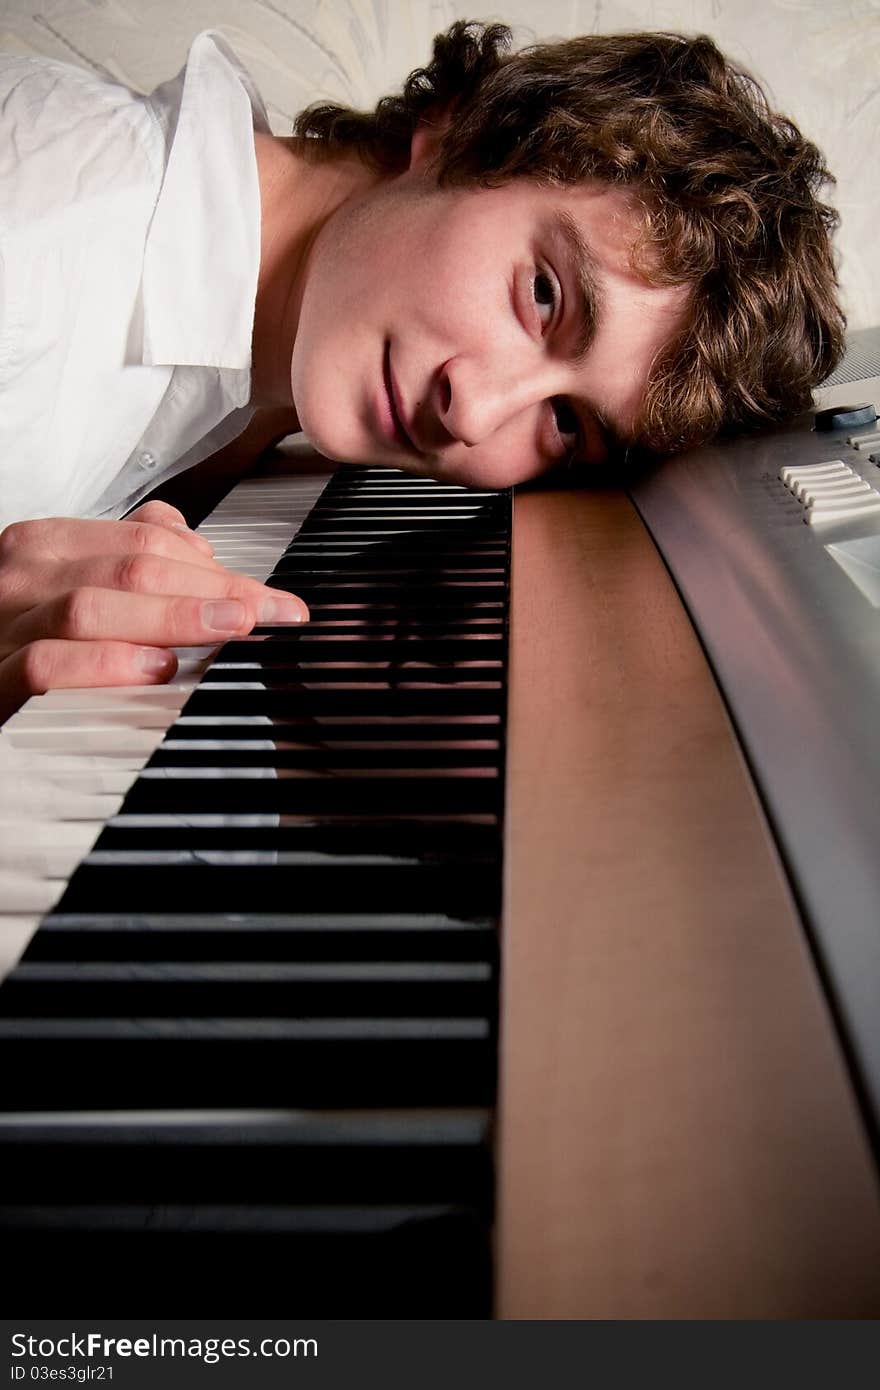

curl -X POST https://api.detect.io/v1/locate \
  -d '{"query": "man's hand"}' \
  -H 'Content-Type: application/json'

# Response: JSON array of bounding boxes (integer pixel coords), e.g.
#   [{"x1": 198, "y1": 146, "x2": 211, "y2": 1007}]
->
[{"x1": 0, "y1": 500, "x2": 308, "y2": 724}]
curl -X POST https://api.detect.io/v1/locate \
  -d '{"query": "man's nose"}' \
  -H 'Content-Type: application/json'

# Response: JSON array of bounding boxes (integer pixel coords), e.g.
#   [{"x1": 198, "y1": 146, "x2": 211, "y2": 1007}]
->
[{"x1": 436, "y1": 353, "x2": 561, "y2": 448}]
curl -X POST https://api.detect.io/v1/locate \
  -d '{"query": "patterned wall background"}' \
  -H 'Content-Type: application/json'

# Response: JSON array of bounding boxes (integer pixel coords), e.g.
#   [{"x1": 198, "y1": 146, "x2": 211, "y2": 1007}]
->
[{"x1": 1, "y1": 0, "x2": 878, "y2": 328}]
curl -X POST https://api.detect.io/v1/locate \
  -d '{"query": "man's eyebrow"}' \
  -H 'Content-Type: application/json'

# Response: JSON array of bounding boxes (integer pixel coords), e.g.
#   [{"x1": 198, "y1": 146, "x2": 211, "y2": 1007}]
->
[{"x1": 552, "y1": 209, "x2": 603, "y2": 363}]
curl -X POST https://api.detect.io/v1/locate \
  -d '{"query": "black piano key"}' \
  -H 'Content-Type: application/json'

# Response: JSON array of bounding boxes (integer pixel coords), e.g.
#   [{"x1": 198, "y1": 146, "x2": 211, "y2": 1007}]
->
[
  {"x1": 122, "y1": 765, "x2": 498, "y2": 809},
  {"x1": 24, "y1": 913, "x2": 497, "y2": 963},
  {"x1": 0, "y1": 1016, "x2": 496, "y2": 1109},
  {"x1": 0, "y1": 1109, "x2": 493, "y2": 1207},
  {"x1": 166, "y1": 722, "x2": 500, "y2": 745},
  {"x1": 273, "y1": 562, "x2": 507, "y2": 578},
  {"x1": 0, "y1": 1214, "x2": 491, "y2": 1316},
  {"x1": 95, "y1": 817, "x2": 501, "y2": 852},
  {"x1": 265, "y1": 584, "x2": 506, "y2": 607},
  {"x1": 216, "y1": 636, "x2": 507, "y2": 660},
  {"x1": 197, "y1": 667, "x2": 503, "y2": 688},
  {"x1": 273, "y1": 556, "x2": 507, "y2": 574},
  {"x1": 255, "y1": 615, "x2": 506, "y2": 634},
  {"x1": 0, "y1": 959, "x2": 494, "y2": 1019},
  {"x1": 147, "y1": 747, "x2": 496, "y2": 770},
  {"x1": 298, "y1": 510, "x2": 498, "y2": 524},
  {"x1": 181, "y1": 688, "x2": 503, "y2": 716},
  {"x1": 52, "y1": 857, "x2": 500, "y2": 915}
]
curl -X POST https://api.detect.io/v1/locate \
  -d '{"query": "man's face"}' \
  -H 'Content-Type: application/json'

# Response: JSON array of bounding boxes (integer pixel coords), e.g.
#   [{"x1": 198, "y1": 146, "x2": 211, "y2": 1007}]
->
[{"x1": 290, "y1": 154, "x2": 689, "y2": 489}]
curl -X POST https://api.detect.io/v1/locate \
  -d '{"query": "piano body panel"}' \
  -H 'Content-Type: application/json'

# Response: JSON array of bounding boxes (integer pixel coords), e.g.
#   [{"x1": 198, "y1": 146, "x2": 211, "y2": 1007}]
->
[{"x1": 497, "y1": 487, "x2": 880, "y2": 1318}]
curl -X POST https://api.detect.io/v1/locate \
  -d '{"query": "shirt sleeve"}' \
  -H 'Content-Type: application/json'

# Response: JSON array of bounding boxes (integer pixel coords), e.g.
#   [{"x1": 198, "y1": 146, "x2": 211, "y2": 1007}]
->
[{"x1": 0, "y1": 53, "x2": 165, "y2": 524}]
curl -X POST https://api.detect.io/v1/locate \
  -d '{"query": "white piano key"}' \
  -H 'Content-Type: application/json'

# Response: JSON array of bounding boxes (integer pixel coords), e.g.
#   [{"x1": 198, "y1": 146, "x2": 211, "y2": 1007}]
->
[
  {"x1": 780, "y1": 461, "x2": 847, "y2": 486},
  {"x1": 21, "y1": 685, "x2": 197, "y2": 709},
  {"x1": 163, "y1": 739, "x2": 277, "y2": 751},
  {"x1": 0, "y1": 841, "x2": 97, "y2": 879},
  {"x1": 174, "y1": 646, "x2": 220, "y2": 662},
  {"x1": 0, "y1": 814, "x2": 102, "y2": 873},
  {"x1": 4, "y1": 704, "x2": 184, "y2": 730},
  {"x1": 805, "y1": 496, "x2": 880, "y2": 526},
  {"x1": 0, "y1": 870, "x2": 67, "y2": 914},
  {"x1": 0, "y1": 915, "x2": 44, "y2": 980},
  {"x1": 14, "y1": 768, "x2": 136, "y2": 795},
  {"x1": 111, "y1": 812, "x2": 281, "y2": 828},
  {"x1": 0, "y1": 821, "x2": 100, "y2": 854},
  {"x1": 0, "y1": 778, "x2": 127, "y2": 813},
  {"x1": 799, "y1": 480, "x2": 872, "y2": 506},
  {"x1": 174, "y1": 657, "x2": 220, "y2": 679},
  {"x1": 3, "y1": 725, "x2": 165, "y2": 756},
  {"x1": 213, "y1": 517, "x2": 317, "y2": 526},
  {"x1": 7, "y1": 748, "x2": 144, "y2": 775},
  {"x1": 0, "y1": 782, "x2": 120, "y2": 820}
]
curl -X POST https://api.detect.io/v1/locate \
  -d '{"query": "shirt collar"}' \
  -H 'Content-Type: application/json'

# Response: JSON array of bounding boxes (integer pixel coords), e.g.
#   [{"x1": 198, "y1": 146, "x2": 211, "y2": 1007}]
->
[{"x1": 140, "y1": 31, "x2": 270, "y2": 377}]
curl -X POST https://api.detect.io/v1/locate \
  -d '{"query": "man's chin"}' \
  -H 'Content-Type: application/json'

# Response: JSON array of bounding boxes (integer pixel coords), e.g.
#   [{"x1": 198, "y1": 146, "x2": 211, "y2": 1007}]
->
[{"x1": 297, "y1": 415, "x2": 437, "y2": 476}]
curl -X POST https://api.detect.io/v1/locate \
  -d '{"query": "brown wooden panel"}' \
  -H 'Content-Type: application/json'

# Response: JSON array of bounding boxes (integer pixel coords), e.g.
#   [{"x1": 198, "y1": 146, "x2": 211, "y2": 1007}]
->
[{"x1": 496, "y1": 486, "x2": 880, "y2": 1318}]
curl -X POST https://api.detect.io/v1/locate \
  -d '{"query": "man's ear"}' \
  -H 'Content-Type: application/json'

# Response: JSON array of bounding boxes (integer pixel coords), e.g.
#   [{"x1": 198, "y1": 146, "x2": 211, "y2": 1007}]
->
[{"x1": 408, "y1": 106, "x2": 454, "y2": 172}]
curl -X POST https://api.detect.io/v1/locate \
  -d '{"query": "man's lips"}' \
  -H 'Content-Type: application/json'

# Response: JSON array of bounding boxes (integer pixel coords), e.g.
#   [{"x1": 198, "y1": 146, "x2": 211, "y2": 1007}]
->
[{"x1": 383, "y1": 343, "x2": 421, "y2": 454}]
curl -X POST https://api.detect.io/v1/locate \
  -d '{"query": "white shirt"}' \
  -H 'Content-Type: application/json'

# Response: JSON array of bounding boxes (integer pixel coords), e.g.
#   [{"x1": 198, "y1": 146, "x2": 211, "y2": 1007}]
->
[{"x1": 0, "y1": 31, "x2": 270, "y2": 528}]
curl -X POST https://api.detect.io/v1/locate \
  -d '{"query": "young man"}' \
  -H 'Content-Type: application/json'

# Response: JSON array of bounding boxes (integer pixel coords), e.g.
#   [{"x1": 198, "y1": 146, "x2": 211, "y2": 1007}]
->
[{"x1": 0, "y1": 21, "x2": 844, "y2": 722}]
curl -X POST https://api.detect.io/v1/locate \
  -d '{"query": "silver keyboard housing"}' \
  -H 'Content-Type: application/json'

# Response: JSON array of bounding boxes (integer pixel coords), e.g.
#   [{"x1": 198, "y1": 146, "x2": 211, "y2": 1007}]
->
[{"x1": 629, "y1": 357, "x2": 880, "y2": 1135}]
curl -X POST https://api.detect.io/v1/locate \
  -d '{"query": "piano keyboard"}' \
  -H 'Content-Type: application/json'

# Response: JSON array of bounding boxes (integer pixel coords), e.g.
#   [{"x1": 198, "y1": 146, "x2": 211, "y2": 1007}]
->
[{"x1": 0, "y1": 462, "x2": 510, "y2": 1315}]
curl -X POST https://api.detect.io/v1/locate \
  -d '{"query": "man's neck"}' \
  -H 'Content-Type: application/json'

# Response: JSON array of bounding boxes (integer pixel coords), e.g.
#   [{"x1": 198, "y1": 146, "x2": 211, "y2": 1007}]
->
[{"x1": 250, "y1": 133, "x2": 384, "y2": 412}]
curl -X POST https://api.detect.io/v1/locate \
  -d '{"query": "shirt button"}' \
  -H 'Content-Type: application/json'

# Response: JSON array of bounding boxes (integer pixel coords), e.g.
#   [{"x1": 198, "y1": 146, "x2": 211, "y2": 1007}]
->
[{"x1": 138, "y1": 450, "x2": 158, "y2": 471}]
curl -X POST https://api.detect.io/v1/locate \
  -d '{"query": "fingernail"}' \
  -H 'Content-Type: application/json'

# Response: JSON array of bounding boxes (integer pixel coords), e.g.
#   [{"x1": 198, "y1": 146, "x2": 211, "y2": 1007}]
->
[
  {"x1": 137, "y1": 647, "x2": 175, "y2": 677},
  {"x1": 202, "y1": 599, "x2": 247, "y2": 632},
  {"x1": 258, "y1": 596, "x2": 308, "y2": 624}
]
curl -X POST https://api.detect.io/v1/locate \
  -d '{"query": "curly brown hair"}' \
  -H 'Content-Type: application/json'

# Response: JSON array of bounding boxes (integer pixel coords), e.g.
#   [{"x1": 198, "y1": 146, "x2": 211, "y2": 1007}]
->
[{"x1": 294, "y1": 21, "x2": 845, "y2": 454}]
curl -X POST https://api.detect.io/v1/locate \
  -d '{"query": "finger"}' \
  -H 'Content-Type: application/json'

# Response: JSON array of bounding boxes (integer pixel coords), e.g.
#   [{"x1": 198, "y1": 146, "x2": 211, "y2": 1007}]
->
[
  {"x1": 0, "y1": 516, "x2": 222, "y2": 574},
  {"x1": 0, "y1": 640, "x2": 177, "y2": 725},
  {"x1": 7, "y1": 585, "x2": 307, "y2": 651},
  {"x1": 32, "y1": 554, "x2": 309, "y2": 619},
  {"x1": 127, "y1": 500, "x2": 214, "y2": 557},
  {"x1": 126, "y1": 500, "x2": 188, "y2": 528}
]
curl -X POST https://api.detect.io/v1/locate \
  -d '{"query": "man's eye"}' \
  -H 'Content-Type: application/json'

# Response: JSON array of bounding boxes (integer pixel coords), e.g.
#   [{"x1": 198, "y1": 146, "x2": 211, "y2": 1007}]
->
[
  {"x1": 533, "y1": 271, "x2": 557, "y2": 325},
  {"x1": 552, "y1": 398, "x2": 580, "y2": 446}
]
